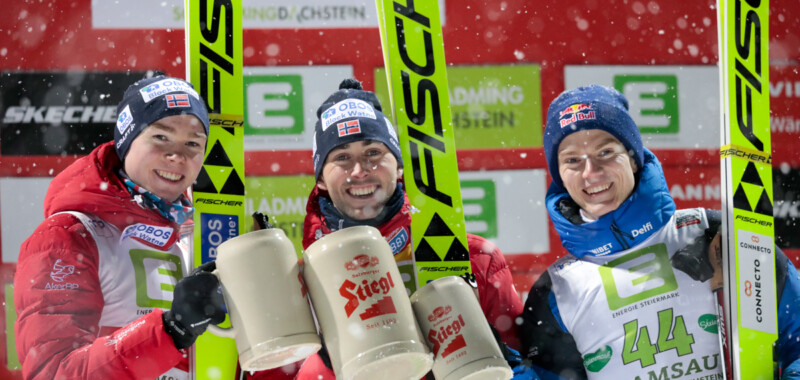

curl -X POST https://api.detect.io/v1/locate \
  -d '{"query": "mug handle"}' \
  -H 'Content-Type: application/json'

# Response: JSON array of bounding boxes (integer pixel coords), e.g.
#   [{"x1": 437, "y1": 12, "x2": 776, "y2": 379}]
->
[{"x1": 205, "y1": 270, "x2": 237, "y2": 339}]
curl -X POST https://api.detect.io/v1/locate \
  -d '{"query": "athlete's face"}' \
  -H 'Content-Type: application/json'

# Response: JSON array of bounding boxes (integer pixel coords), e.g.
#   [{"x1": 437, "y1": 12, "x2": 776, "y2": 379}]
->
[
  {"x1": 557, "y1": 129, "x2": 638, "y2": 220},
  {"x1": 124, "y1": 114, "x2": 207, "y2": 202},
  {"x1": 317, "y1": 140, "x2": 403, "y2": 220}
]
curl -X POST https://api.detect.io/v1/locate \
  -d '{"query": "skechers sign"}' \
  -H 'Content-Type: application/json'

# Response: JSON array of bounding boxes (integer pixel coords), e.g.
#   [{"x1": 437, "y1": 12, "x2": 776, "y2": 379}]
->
[
  {"x1": 0, "y1": 71, "x2": 144, "y2": 155},
  {"x1": 565, "y1": 66, "x2": 719, "y2": 149}
]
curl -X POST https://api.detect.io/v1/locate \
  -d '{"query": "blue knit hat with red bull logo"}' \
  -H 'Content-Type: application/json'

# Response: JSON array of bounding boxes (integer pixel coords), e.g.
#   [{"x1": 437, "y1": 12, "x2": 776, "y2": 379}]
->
[
  {"x1": 312, "y1": 78, "x2": 402, "y2": 180},
  {"x1": 114, "y1": 75, "x2": 210, "y2": 161},
  {"x1": 543, "y1": 84, "x2": 644, "y2": 190}
]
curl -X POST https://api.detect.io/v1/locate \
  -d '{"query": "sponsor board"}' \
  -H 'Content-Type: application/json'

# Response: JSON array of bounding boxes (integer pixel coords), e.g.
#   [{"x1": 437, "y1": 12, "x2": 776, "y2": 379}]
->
[
  {"x1": 0, "y1": 177, "x2": 50, "y2": 263},
  {"x1": 91, "y1": 0, "x2": 445, "y2": 29},
  {"x1": 564, "y1": 66, "x2": 720, "y2": 148},
  {"x1": 242, "y1": 65, "x2": 353, "y2": 151},
  {"x1": 375, "y1": 64, "x2": 543, "y2": 149},
  {"x1": 0, "y1": 71, "x2": 144, "y2": 155},
  {"x1": 243, "y1": 170, "x2": 548, "y2": 258},
  {"x1": 459, "y1": 169, "x2": 549, "y2": 254},
  {"x1": 243, "y1": 175, "x2": 316, "y2": 257},
  {"x1": 769, "y1": 65, "x2": 800, "y2": 142},
  {"x1": 663, "y1": 166, "x2": 722, "y2": 210},
  {"x1": 774, "y1": 168, "x2": 800, "y2": 249}
]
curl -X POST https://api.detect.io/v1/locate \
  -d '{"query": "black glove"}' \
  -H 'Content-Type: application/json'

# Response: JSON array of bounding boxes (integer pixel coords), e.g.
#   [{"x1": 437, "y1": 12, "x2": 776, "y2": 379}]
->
[
  {"x1": 163, "y1": 261, "x2": 226, "y2": 349},
  {"x1": 671, "y1": 230, "x2": 716, "y2": 282},
  {"x1": 252, "y1": 211, "x2": 274, "y2": 230}
]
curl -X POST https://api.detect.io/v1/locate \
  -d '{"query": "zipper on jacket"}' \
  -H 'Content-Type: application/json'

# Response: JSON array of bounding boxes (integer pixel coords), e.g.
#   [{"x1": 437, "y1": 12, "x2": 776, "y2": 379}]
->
[{"x1": 610, "y1": 221, "x2": 634, "y2": 250}]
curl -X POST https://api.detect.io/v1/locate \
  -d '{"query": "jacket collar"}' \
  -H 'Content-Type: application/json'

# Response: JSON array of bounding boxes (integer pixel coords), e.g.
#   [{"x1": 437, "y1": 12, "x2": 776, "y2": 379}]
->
[{"x1": 546, "y1": 148, "x2": 676, "y2": 258}]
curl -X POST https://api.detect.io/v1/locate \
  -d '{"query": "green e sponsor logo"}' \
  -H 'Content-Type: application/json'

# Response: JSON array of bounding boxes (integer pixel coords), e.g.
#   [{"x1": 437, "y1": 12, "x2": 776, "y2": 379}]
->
[
  {"x1": 599, "y1": 243, "x2": 678, "y2": 310},
  {"x1": 130, "y1": 249, "x2": 184, "y2": 309},
  {"x1": 244, "y1": 74, "x2": 304, "y2": 135},
  {"x1": 460, "y1": 179, "x2": 498, "y2": 239},
  {"x1": 614, "y1": 75, "x2": 679, "y2": 135}
]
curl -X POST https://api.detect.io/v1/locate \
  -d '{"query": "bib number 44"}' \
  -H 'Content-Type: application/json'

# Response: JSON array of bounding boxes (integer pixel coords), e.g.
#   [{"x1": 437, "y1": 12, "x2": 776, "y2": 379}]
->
[{"x1": 622, "y1": 308, "x2": 695, "y2": 367}]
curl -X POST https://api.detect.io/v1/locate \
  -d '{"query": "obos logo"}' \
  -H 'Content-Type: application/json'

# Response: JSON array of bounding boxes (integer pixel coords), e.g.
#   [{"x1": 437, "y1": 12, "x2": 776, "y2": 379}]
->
[
  {"x1": 138, "y1": 78, "x2": 199, "y2": 103},
  {"x1": 200, "y1": 213, "x2": 239, "y2": 263},
  {"x1": 321, "y1": 99, "x2": 376, "y2": 130},
  {"x1": 116, "y1": 105, "x2": 133, "y2": 135},
  {"x1": 121, "y1": 223, "x2": 173, "y2": 248}
]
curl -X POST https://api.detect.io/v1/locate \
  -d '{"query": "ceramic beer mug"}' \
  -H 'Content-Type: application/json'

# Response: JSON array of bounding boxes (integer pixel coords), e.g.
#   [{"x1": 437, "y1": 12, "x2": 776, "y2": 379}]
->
[
  {"x1": 410, "y1": 276, "x2": 512, "y2": 380},
  {"x1": 303, "y1": 225, "x2": 433, "y2": 380},
  {"x1": 207, "y1": 228, "x2": 321, "y2": 371}
]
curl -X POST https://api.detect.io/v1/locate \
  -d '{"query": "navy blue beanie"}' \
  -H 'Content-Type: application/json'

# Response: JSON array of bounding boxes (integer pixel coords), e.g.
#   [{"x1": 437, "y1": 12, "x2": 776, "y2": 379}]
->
[
  {"x1": 543, "y1": 84, "x2": 644, "y2": 190},
  {"x1": 312, "y1": 79, "x2": 402, "y2": 180},
  {"x1": 114, "y1": 75, "x2": 210, "y2": 161}
]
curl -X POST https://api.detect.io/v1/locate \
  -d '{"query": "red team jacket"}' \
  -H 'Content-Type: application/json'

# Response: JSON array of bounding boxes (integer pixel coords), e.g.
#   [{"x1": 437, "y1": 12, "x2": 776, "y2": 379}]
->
[
  {"x1": 295, "y1": 186, "x2": 524, "y2": 379},
  {"x1": 14, "y1": 142, "x2": 187, "y2": 379}
]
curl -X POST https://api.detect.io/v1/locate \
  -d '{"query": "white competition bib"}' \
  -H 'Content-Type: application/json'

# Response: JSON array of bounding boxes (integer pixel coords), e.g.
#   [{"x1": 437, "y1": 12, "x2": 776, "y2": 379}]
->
[{"x1": 548, "y1": 209, "x2": 723, "y2": 379}]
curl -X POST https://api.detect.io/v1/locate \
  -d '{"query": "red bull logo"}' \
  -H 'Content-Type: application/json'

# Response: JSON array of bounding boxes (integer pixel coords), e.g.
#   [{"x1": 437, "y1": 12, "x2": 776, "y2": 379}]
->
[
  {"x1": 339, "y1": 271, "x2": 397, "y2": 319},
  {"x1": 559, "y1": 103, "x2": 592, "y2": 117},
  {"x1": 559, "y1": 110, "x2": 596, "y2": 128}
]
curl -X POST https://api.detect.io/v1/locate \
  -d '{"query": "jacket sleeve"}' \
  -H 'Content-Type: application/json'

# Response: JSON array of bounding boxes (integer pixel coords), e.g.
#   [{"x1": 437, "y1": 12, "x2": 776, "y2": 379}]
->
[
  {"x1": 467, "y1": 235, "x2": 524, "y2": 351},
  {"x1": 295, "y1": 353, "x2": 336, "y2": 380},
  {"x1": 519, "y1": 271, "x2": 587, "y2": 380},
  {"x1": 776, "y1": 248, "x2": 800, "y2": 376},
  {"x1": 14, "y1": 213, "x2": 183, "y2": 380}
]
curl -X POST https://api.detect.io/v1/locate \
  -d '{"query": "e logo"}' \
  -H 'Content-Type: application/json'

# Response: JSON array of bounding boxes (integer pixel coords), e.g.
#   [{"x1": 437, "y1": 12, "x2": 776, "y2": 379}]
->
[{"x1": 130, "y1": 249, "x2": 184, "y2": 309}]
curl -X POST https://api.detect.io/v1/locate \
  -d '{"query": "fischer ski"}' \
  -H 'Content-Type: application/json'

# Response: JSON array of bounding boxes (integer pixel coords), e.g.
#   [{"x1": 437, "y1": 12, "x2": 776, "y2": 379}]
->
[
  {"x1": 185, "y1": 0, "x2": 245, "y2": 378},
  {"x1": 716, "y1": 0, "x2": 777, "y2": 378},
  {"x1": 375, "y1": 0, "x2": 472, "y2": 292}
]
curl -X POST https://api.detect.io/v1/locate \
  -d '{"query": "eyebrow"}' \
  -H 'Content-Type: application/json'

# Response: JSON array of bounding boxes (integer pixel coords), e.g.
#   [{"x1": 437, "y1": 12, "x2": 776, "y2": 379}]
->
[
  {"x1": 148, "y1": 123, "x2": 207, "y2": 138},
  {"x1": 329, "y1": 140, "x2": 379, "y2": 153},
  {"x1": 558, "y1": 136, "x2": 621, "y2": 156}
]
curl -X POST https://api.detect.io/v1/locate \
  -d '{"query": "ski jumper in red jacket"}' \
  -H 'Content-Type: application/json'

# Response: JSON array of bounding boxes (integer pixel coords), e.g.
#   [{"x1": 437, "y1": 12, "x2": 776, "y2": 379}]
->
[
  {"x1": 14, "y1": 142, "x2": 191, "y2": 380},
  {"x1": 295, "y1": 185, "x2": 524, "y2": 379}
]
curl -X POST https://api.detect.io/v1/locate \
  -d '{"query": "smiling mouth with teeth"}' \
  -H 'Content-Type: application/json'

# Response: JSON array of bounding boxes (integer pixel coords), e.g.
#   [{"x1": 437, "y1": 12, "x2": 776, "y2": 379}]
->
[
  {"x1": 156, "y1": 169, "x2": 183, "y2": 182},
  {"x1": 585, "y1": 183, "x2": 612, "y2": 195},
  {"x1": 349, "y1": 185, "x2": 377, "y2": 197}
]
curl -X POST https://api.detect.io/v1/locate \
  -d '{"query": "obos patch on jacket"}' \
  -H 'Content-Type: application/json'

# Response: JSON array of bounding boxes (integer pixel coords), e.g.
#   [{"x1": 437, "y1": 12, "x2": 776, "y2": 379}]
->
[{"x1": 121, "y1": 223, "x2": 173, "y2": 247}]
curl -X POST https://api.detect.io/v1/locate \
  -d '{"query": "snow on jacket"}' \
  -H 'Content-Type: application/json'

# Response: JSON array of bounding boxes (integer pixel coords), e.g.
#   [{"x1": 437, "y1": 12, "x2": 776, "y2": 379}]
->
[
  {"x1": 295, "y1": 185, "x2": 523, "y2": 379},
  {"x1": 14, "y1": 141, "x2": 188, "y2": 380}
]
